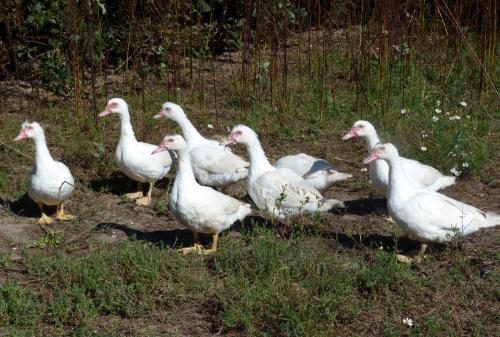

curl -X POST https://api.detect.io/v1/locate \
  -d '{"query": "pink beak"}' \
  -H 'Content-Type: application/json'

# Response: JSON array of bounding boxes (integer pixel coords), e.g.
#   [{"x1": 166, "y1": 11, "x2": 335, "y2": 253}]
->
[
  {"x1": 363, "y1": 149, "x2": 379, "y2": 164},
  {"x1": 221, "y1": 133, "x2": 236, "y2": 146},
  {"x1": 151, "y1": 141, "x2": 167, "y2": 155},
  {"x1": 98, "y1": 106, "x2": 112, "y2": 118},
  {"x1": 14, "y1": 129, "x2": 28, "y2": 141},
  {"x1": 152, "y1": 109, "x2": 166, "y2": 119},
  {"x1": 342, "y1": 128, "x2": 357, "y2": 140}
]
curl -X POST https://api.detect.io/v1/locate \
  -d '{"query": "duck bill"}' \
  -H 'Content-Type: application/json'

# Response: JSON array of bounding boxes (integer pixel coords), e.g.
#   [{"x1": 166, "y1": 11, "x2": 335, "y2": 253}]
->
[
  {"x1": 153, "y1": 109, "x2": 166, "y2": 119},
  {"x1": 363, "y1": 151, "x2": 379, "y2": 164},
  {"x1": 342, "y1": 128, "x2": 357, "y2": 140},
  {"x1": 221, "y1": 135, "x2": 236, "y2": 146},
  {"x1": 14, "y1": 129, "x2": 28, "y2": 141},
  {"x1": 151, "y1": 142, "x2": 167, "y2": 155},
  {"x1": 98, "y1": 106, "x2": 112, "y2": 117}
]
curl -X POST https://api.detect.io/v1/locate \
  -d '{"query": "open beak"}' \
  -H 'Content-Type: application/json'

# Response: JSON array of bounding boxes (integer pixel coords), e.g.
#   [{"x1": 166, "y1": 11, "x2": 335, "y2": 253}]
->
[
  {"x1": 342, "y1": 128, "x2": 357, "y2": 140},
  {"x1": 151, "y1": 141, "x2": 167, "y2": 155},
  {"x1": 153, "y1": 109, "x2": 166, "y2": 119},
  {"x1": 363, "y1": 150, "x2": 379, "y2": 164},
  {"x1": 98, "y1": 106, "x2": 112, "y2": 118},
  {"x1": 14, "y1": 129, "x2": 28, "y2": 141}
]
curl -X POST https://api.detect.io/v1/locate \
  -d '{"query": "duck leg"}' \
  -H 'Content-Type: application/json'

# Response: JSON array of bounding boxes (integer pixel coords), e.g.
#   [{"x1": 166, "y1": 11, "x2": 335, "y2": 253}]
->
[
  {"x1": 124, "y1": 181, "x2": 144, "y2": 200},
  {"x1": 201, "y1": 233, "x2": 219, "y2": 255},
  {"x1": 396, "y1": 243, "x2": 429, "y2": 264},
  {"x1": 55, "y1": 203, "x2": 76, "y2": 221},
  {"x1": 36, "y1": 202, "x2": 53, "y2": 225},
  {"x1": 178, "y1": 232, "x2": 204, "y2": 254},
  {"x1": 136, "y1": 181, "x2": 154, "y2": 206}
]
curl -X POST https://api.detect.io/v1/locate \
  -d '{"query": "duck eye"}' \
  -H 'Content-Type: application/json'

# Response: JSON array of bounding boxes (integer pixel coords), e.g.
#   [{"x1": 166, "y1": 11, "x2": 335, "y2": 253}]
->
[
  {"x1": 380, "y1": 146, "x2": 386, "y2": 150},
  {"x1": 358, "y1": 125, "x2": 365, "y2": 129}
]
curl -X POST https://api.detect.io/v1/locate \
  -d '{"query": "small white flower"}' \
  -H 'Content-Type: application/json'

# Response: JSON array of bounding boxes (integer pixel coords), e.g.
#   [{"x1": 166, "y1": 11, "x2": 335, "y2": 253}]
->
[
  {"x1": 207, "y1": 124, "x2": 214, "y2": 129},
  {"x1": 360, "y1": 168, "x2": 368, "y2": 172},
  {"x1": 436, "y1": 100, "x2": 441, "y2": 106},
  {"x1": 421, "y1": 131, "x2": 428, "y2": 138},
  {"x1": 460, "y1": 101, "x2": 467, "y2": 107},
  {"x1": 420, "y1": 146, "x2": 427, "y2": 152},
  {"x1": 435, "y1": 108, "x2": 442, "y2": 113},
  {"x1": 462, "y1": 162, "x2": 469, "y2": 168},
  {"x1": 401, "y1": 109, "x2": 407, "y2": 114},
  {"x1": 449, "y1": 115, "x2": 461, "y2": 121},
  {"x1": 379, "y1": 246, "x2": 384, "y2": 250},
  {"x1": 450, "y1": 167, "x2": 461, "y2": 176},
  {"x1": 466, "y1": 115, "x2": 470, "y2": 119},
  {"x1": 432, "y1": 116, "x2": 439, "y2": 122},
  {"x1": 403, "y1": 317, "x2": 414, "y2": 327},
  {"x1": 226, "y1": 126, "x2": 231, "y2": 132}
]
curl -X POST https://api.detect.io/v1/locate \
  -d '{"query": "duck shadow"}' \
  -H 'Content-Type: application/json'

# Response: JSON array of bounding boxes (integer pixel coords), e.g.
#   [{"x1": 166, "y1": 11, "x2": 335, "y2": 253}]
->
[
  {"x1": 0, "y1": 193, "x2": 50, "y2": 218},
  {"x1": 96, "y1": 214, "x2": 270, "y2": 248},
  {"x1": 326, "y1": 231, "x2": 420, "y2": 252},
  {"x1": 89, "y1": 172, "x2": 172, "y2": 196},
  {"x1": 326, "y1": 231, "x2": 447, "y2": 253},
  {"x1": 96, "y1": 222, "x2": 193, "y2": 248},
  {"x1": 331, "y1": 198, "x2": 388, "y2": 216}
]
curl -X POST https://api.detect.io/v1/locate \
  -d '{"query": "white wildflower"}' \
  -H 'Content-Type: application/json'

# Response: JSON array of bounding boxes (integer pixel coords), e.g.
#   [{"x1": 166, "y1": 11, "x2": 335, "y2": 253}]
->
[
  {"x1": 449, "y1": 115, "x2": 461, "y2": 121},
  {"x1": 460, "y1": 101, "x2": 467, "y2": 107},
  {"x1": 436, "y1": 100, "x2": 441, "y2": 106},
  {"x1": 421, "y1": 131, "x2": 428, "y2": 138},
  {"x1": 435, "y1": 108, "x2": 442, "y2": 114},
  {"x1": 360, "y1": 168, "x2": 368, "y2": 172},
  {"x1": 226, "y1": 126, "x2": 231, "y2": 132},
  {"x1": 432, "y1": 116, "x2": 439, "y2": 122},
  {"x1": 450, "y1": 166, "x2": 461, "y2": 176},
  {"x1": 403, "y1": 318, "x2": 414, "y2": 327},
  {"x1": 462, "y1": 162, "x2": 469, "y2": 168},
  {"x1": 466, "y1": 115, "x2": 470, "y2": 119},
  {"x1": 420, "y1": 146, "x2": 427, "y2": 152},
  {"x1": 401, "y1": 109, "x2": 407, "y2": 114},
  {"x1": 207, "y1": 124, "x2": 214, "y2": 129}
]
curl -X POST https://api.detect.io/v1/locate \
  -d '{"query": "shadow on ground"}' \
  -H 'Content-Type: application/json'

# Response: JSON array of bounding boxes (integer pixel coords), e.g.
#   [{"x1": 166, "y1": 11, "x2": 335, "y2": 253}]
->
[
  {"x1": 89, "y1": 172, "x2": 173, "y2": 196},
  {"x1": 0, "y1": 193, "x2": 48, "y2": 217},
  {"x1": 331, "y1": 198, "x2": 388, "y2": 216}
]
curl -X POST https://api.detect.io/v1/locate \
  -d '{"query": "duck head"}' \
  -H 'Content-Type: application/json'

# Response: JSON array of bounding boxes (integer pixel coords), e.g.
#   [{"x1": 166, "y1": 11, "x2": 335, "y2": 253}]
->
[
  {"x1": 342, "y1": 120, "x2": 376, "y2": 140},
  {"x1": 153, "y1": 102, "x2": 185, "y2": 121},
  {"x1": 152, "y1": 134, "x2": 187, "y2": 154},
  {"x1": 99, "y1": 98, "x2": 128, "y2": 117},
  {"x1": 363, "y1": 143, "x2": 399, "y2": 164},
  {"x1": 14, "y1": 121, "x2": 43, "y2": 141},
  {"x1": 222, "y1": 125, "x2": 258, "y2": 146}
]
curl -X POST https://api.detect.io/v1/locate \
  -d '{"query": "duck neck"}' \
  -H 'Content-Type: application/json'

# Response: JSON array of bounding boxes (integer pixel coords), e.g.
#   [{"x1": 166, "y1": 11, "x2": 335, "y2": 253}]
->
[
  {"x1": 364, "y1": 132, "x2": 381, "y2": 152},
  {"x1": 244, "y1": 138, "x2": 274, "y2": 180},
  {"x1": 386, "y1": 155, "x2": 413, "y2": 201},
  {"x1": 175, "y1": 149, "x2": 197, "y2": 188},
  {"x1": 33, "y1": 133, "x2": 54, "y2": 168},
  {"x1": 174, "y1": 114, "x2": 205, "y2": 147},
  {"x1": 119, "y1": 109, "x2": 137, "y2": 143}
]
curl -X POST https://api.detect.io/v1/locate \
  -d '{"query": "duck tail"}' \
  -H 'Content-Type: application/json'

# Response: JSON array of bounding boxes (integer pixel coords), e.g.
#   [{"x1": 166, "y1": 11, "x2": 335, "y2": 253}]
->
[
  {"x1": 483, "y1": 212, "x2": 500, "y2": 228},
  {"x1": 428, "y1": 175, "x2": 456, "y2": 191}
]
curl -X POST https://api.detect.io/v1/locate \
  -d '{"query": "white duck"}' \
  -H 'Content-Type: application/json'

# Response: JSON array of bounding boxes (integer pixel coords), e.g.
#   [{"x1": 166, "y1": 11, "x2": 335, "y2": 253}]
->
[
  {"x1": 343, "y1": 120, "x2": 455, "y2": 196},
  {"x1": 275, "y1": 153, "x2": 352, "y2": 192},
  {"x1": 223, "y1": 125, "x2": 344, "y2": 220},
  {"x1": 152, "y1": 135, "x2": 251, "y2": 254},
  {"x1": 99, "y1": 98, "x2": 174, "y2": 206},
  {"x1": 14, "y1": 121, "x2": 75, "y2": 225},
  {"x1": 364, "y1": 143, "x2": 500, "y2": 262},
  {"x1": 153, "y1": 102, "x2": 248, "y2": 189}
]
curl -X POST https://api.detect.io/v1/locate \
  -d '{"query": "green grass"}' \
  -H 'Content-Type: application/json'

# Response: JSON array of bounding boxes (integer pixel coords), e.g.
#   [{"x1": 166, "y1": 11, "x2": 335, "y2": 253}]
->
[{"x1": 0, "y1": 228, "x2": 498, "y2": 336}]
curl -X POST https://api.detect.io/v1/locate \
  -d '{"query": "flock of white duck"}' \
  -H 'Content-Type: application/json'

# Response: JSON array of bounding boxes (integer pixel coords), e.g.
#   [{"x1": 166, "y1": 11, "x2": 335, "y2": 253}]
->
[{"x1": 14, "y1": 97, "x2": 499, "y2": 261}]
